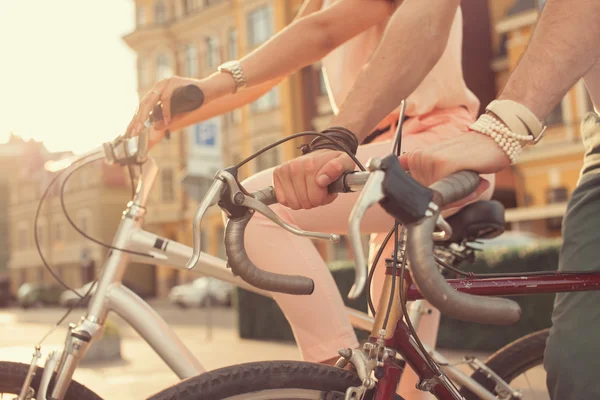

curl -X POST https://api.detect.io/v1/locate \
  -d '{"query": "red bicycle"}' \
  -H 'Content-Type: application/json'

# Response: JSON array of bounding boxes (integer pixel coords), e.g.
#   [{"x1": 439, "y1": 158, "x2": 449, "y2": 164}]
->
[{"x1": 142, "y1": 147, "x2": 595, "y2": 399}]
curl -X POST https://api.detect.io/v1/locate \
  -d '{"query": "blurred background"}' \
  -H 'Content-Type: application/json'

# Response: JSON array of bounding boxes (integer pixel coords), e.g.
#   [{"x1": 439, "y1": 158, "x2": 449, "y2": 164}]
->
[{"x1": 0, "y1": 0, "x2": 588, "y2": 397}]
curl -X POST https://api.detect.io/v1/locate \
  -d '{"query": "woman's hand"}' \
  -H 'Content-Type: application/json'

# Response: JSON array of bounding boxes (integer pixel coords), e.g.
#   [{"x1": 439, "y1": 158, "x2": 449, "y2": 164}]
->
[
  {"x1": 126, "y1": 76, "x2": 203, "y2": 137},
  {"x1": 126, "y1": 73, "x2": 236, "y2": 147},
  {"x1": 273, "y1": 149, "x2": 356, "y2": 210}
]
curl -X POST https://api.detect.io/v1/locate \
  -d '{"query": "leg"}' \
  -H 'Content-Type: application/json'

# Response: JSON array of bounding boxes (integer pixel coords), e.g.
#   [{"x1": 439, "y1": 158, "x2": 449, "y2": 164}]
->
[
  {"x1": 241, "y1": 113, "x2": 494, "y2": 364},
  {"x1": 544, "y1": 112, "x2": 600, "y2": 399}
]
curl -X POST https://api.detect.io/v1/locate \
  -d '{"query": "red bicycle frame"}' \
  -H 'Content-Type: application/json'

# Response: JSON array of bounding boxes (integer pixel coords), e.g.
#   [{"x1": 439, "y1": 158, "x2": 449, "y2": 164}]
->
[{"x1": 371, "y1": 268, "x2": 600, "y2": 399}]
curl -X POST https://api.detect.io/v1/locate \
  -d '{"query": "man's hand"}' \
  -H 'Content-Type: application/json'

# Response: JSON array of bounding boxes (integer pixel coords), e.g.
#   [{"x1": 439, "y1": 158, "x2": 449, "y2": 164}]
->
[
  {"x1": 273, "y1": 150, "x2": 355, "y2": 210},
  {"x1": 399, "y1": 131, "x2": 510, "y2": 205}
]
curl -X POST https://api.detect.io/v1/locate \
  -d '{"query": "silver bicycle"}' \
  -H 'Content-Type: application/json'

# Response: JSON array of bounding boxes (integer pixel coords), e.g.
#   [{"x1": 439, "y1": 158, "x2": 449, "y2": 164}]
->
[{"x1": 5, "y1": 87, "x2": 546, "y2": 399}]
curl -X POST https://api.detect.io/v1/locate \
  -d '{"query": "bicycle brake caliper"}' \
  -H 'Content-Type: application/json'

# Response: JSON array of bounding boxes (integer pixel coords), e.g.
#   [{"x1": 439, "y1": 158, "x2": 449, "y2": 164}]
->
[{"x1": 465, "y1": 356, "x2": 523, "y2": 399}]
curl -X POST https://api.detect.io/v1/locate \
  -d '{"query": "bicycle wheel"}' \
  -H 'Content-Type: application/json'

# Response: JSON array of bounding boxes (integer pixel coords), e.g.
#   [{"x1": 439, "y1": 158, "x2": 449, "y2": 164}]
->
[
  {"x1": 0, "y1": 361, "x2": 102, "y2": 400},
  {"x1": 148, "y1": 361, "x2": 373, "y2": 400},
  {"x1": 460, "y1": 328, "x2": 549, "y2": 399}
]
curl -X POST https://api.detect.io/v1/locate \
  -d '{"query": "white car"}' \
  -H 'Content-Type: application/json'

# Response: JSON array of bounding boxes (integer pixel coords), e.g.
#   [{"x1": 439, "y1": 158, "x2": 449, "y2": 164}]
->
[
  {"x1": 168, "y1": 277, "x2": 233, "y2": 308},
  {"x1": 59, "y1": 281, "x2": 97, "y2": 308}
]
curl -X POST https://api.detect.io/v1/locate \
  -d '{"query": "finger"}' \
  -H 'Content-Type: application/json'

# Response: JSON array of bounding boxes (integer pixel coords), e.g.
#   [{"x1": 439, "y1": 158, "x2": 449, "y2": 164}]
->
[
  {"x1": 134, "y1": 84, "x2": 166, "y2": 134},
  {"x1": 272, "y1": 171, "x2": 287, "y2": 206},
  {"x1": 321, "y1": 192, "x2": 338, "y2": 206},
  {"x1": 288, "y1": 161, "x2": 312, "y2": 209},
  {"x1": 161, "y1": 85, "x2": 174, "y2": 126},
  {"x1": 277, "y1": 164, "x2": 301, "y2": 210},
  {"x1": 304, "y1": 157, "x2": 326, "y2": 207},
  {"x1": 315, "y1": 154, "x2": 354, "y2": 187}
]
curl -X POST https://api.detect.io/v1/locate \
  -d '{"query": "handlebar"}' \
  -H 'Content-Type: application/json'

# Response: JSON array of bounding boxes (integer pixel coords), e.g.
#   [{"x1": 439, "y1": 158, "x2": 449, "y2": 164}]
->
[
  {"x1": 222, "y1": 173, "x2": 363, "y2": 296},
  {"x1": 406, "y1": 172, "x2": 522, "y2": 325},
  {"x1": 149, "y1": 84, "x2": 205, "y2": 124}
]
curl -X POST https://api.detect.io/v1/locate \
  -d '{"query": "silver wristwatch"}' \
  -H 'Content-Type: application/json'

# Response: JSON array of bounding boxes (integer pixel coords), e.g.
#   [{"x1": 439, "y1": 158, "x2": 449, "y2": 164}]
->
[{"x1": 217, "y1": 60, "x2": 247, "y2": 93}]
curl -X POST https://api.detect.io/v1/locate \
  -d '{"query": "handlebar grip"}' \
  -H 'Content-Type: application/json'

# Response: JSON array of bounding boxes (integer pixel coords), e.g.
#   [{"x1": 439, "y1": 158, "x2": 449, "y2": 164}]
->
[
  {"x1": 430, "y1": 171, "x2": 481, "y2": 206},
  {"x1": 251, "y1": 186, "x2": 278, "y2": 206},
  {"x1": 224, "y1": 213, "x2": 315, "y2": 295},
  {"x1": 406, "y1": 172, "x2": 522, "y2": 326},
  {"x1": 149, "y1": 84, "x2": 205, "y2": 123},
  {"x1": 328, "y1": 171, "x2": 370, "y2": 193}
]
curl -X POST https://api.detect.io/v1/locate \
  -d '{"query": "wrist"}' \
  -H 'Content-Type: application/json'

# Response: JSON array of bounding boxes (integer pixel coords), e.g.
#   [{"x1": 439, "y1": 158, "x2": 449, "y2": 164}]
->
[{"x1": 201, "y1": 72, "x2": 237, "y2": 101}]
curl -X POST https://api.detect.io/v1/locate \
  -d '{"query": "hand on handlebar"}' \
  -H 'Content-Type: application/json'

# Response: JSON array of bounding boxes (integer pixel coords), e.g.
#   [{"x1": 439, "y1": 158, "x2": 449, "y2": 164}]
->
[
  {"x1": 273, "y1": 149, "x2": 355, "y2": 210},
  {"x1": 398, "y1": 131, "x2": 507, "y2": 207}
]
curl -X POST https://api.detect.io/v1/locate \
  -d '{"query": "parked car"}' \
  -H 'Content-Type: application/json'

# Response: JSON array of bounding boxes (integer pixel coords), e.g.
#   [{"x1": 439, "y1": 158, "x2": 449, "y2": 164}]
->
[
  {"x1": 16, "y1": 282, "x2": 63, "y2": 309},
  {"x1": 474, "y1": 231, "x2": 548, "y2": 250},
  {"x1": 168, "y1": 277, "x2": 233, "y2": 308},
  {"x1": 59, "y1": 281, "x2": 97, "y2": 308}
]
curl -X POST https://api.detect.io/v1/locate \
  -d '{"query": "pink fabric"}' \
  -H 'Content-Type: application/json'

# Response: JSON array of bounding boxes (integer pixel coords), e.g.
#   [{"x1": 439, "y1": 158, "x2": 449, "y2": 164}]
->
[
  {"x1": 241, "y1": 107, "x2": 495, "y2": 365},
  {"x1": 321, "y1": 1, "x2": 480, "y2": 120}
]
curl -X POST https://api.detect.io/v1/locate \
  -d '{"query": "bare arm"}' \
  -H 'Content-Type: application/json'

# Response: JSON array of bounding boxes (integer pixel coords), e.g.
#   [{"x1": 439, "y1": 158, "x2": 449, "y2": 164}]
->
[
  {"x1": 498, "y1": 0, "x2": 600, "y2": 120},
  {"x1": 329, "y1": 0, "x2": 461, "y2": 142},
  {"x1": 154, "y1": 0, "x2": 393, "y2": 132}
]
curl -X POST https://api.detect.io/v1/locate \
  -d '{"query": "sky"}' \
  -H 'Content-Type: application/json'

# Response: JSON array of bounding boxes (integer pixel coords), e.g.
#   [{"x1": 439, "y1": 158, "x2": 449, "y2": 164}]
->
[{"x1": 0, "y1": 0, "x2": 139, "y2": 154}]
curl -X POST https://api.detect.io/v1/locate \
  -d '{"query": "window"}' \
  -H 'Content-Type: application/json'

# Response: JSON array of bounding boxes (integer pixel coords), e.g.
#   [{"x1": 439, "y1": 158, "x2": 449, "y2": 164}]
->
[
  {"x1": 78, "y1": 212, "x2": 90, "y2": 234},
  {"x1": 154, "y1": 1, "x2": 167, "y2": 25},
  {"x1": 138, "y1": 58, "x2": 149, "y2": 89},
  {"x1": 251, "y1": 87, "x2": 279, "y2": 113},
  {"x1": 182, "y1": 0, "x2": 193, "y2": 15},
  {"x1": 162, "y1": 169, "x2": 175, "y2": 202},
  {"x1": 137, "y1": 6, "x2": 146, "y2": 27},
  {"x1": 247, "y1": 6, "x2": 273, "y2": 47},
  {"x1": 254, "y1": 145, "x2": 279, "y2": 172},
  {"x1": 155, "y1": 53, "x2": 172, "y2": 81},
  {"x1": 185, "y1": 44, "x2": 198, "y2": 77},
  {"x1": 54, "y1": 222, "x2": 65, "y2": 243},
  {"x1": 36, "y1": 220, "x2": 46, "y2": 247},
  {"x1": 228, "y1": 29, "x2": 238, "y2": 60},
  {"x1": 545, "y1": 100, "x2": 564, "y2": 126},
  {"x1": 17, "y1": 223, "x2": 28, "y2": 250},
  {"x1": 205, "y1": 36, "x2": 220, "y2": 69}
]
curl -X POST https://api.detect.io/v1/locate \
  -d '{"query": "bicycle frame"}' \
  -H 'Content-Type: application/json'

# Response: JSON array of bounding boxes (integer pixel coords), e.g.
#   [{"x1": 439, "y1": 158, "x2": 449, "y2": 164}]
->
[
  {"x1": 34, "y1": 155, "x2": 370, "y2": 400},
  {"x1": 35, "y1": 154, "x2": 600, "y2": 400},
  {"x1": 370, "y1": 266, "x2": 600, "y2": 400}
]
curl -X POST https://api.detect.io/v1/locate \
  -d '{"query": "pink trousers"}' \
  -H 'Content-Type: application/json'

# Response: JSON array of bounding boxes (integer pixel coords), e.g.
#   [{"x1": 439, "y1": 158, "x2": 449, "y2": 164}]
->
[{"x1": 241, "y1": 107, "x2": 495, "y2": 398}]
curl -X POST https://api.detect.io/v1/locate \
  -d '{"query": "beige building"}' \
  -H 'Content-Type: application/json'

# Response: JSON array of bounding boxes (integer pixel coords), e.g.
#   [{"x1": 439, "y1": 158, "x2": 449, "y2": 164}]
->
[
  {"x1": 6, "y1": 140, "x2": 155, "y2": 296},
  {"x1": 122, "y1": 0, "x2": 342, "y2": 297}
]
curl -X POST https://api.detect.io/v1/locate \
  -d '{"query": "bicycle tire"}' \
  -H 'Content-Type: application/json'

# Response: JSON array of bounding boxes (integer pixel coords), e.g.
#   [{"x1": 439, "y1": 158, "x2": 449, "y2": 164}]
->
[
  {"x1": 0, "y1": 361, "x2": 102, "y2": 399},
  {"x1": 148, "y1": 360, "x2": 372, "y2": 400},
  {"x1": 459, "y1": 328, "x2": 549, "y2": 399}
]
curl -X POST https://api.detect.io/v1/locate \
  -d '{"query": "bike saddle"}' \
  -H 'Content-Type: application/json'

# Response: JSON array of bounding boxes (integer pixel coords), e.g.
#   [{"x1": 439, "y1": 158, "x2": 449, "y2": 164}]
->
[{"x1": 443, "y1": 200, "x2": 505, "y2": 243}]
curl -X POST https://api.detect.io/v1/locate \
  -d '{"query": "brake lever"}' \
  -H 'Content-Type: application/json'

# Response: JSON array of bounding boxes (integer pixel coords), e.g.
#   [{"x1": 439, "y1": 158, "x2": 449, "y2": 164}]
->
[
  {"x1": 347, "y1": 159, "x2": 386, "y2": 299},
  {"x1": 185, "y1": 179, "x2": 226, "y2": 270},
  {"x1": 217, "y1": 170, "x2": 340, "y2": 243}
]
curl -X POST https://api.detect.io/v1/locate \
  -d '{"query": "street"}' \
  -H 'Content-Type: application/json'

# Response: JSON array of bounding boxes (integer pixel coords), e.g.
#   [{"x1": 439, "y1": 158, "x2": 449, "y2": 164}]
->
[
  {"x1": 0, "y1": 303, "x2": 301, "y2": 399},
  {"x1": 0, "y1": 304, "x2": 547, "y2": 399}
]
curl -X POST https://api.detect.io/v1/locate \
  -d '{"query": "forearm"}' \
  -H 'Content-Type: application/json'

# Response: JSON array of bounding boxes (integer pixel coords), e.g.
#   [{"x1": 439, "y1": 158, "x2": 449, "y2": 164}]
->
[
  {"x1": 167, "y1": 78, "x2": 281, "y2": 131},
  {"x1": 330, "y1": 0, "x2": 460, "y2": 141},
  {"x1": 499, "y1": 0, "x2": 600, "y2": 120}
]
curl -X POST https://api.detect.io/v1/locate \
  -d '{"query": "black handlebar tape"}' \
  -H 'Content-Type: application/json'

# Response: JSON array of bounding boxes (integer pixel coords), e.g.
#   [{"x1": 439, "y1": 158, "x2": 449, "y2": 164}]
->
[
  {"x1": 149, "y1": 85, "x2": 205, "y2": 123},
  {"x1": 224, "y1": 213, "x2": 315, "y2": 295}
]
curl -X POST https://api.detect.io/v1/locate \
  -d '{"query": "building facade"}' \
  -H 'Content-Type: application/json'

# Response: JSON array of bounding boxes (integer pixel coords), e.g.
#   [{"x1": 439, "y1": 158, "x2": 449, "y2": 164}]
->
[
  {"x1": 489, "y1": 0, "x2": 596, "y2": 236},
  {"x1": 5, "y1": 140, "x2": 155, "y2": 296},
  {"x1": 122, "y1": 0, "x2": 501, "y2": 296}
]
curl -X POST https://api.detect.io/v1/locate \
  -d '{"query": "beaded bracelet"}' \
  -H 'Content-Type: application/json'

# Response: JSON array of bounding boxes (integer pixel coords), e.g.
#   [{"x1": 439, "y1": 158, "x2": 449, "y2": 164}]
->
[{"x1": 470, "y1": 113, "x2": 533, "y2": 164}]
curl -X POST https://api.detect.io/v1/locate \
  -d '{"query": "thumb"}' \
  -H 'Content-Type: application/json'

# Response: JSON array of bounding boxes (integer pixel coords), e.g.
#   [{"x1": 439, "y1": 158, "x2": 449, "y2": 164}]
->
[{"x1": 315, "y1": 154, "x2": 356, "y2": 187}]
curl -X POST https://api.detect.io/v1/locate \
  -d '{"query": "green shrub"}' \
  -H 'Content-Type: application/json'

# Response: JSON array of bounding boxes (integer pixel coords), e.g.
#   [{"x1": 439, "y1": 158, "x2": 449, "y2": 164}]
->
[{"x1": 237, "y1": 241, "x2": 562, "y2": 353}]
